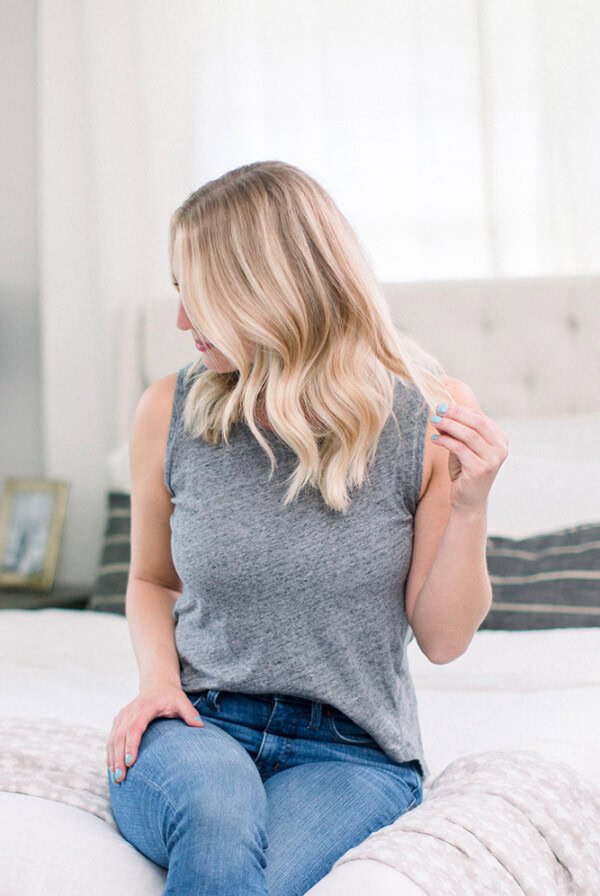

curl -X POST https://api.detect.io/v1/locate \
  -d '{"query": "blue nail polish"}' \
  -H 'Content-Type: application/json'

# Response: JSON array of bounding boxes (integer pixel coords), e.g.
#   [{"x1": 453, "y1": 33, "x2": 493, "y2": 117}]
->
[
  {"x1": 115, "y1": 768, "x2": 123, "y2": 781},
  {"x1": 110, "y1": 770, "x2": 115, "y2": 782},
  {"x1": 126, "y1": 753, "x2": 132, "y2": 765},
  {"x1": 431, "y1": 414, "x2": 442, "y2": 423},
  {"x1": 437, "y1": 402, "x2": 448, "y2": 414},
  {"x1": 431, "y1": 434, "x2": 439, "y2": 440}
]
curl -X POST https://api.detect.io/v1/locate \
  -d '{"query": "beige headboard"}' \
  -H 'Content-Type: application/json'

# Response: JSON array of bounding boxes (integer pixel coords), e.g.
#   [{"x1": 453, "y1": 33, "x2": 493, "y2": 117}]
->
[{"x1": 140, "y1": 274, "x2": 600, "y2": 420}]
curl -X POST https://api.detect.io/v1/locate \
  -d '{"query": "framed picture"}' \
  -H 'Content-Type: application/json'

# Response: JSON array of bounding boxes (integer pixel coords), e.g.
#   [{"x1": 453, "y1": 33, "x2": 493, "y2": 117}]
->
[{"x1": 0, "y1": 478, "x2": 71, "y2": 592}]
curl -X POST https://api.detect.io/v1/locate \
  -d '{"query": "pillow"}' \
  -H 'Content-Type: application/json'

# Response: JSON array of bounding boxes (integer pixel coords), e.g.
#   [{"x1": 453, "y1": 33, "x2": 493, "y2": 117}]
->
[
  {"x1": 486, "y1": 413, "x2": 600, "y2": 538},
  {"x1": 106, "y1": 440, "x2": 131, "y2": 494},
  {"x1": 88, "y1": 494, "x2": 600, "y2": 628},
  {"x1": 481, "y1": 522, "x2": 600, "y2": 630},
  {"x1": 87, "y1": 492, "x2": 131, "y2": 615},
  {"x1": 486, "y1": 453, "x2": 600, "y2": 539},
  {"x1": 107, "y1": 416, "x2": 600, "y2": 540}
]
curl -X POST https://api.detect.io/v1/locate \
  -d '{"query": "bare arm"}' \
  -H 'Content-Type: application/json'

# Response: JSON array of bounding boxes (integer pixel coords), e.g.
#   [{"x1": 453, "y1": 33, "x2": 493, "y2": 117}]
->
[
  {"x1": 126, "y1": 580, "x2": 182, "y2": 689},
  {"x1": 125, "y1": 372, "x2": 184, "y2": 690},
  {"x1": 405, "y1": 376, "x2": 503, "y2": 664},
  {"x1": 407, "y1": 502, "x2": 492, "y2": 664}
]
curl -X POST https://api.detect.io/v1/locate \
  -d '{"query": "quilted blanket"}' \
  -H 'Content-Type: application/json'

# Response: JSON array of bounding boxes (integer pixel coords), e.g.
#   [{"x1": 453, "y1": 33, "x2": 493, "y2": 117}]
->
[
  {"x1": 2, "y1": 718, "x2": 600, "y2": 894},
  {"x1": 334, "y1": 749, "x2": 600, "y2": 895},
  {"x1": 0, "y1": 717, "x2": 118, "y2": 829}
]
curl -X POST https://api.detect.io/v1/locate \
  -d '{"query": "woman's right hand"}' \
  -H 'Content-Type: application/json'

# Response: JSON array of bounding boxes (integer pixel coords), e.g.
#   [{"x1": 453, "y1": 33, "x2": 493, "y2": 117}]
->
[{"x1": 106, "y1": 681, "x2": 205, "y2": 783}]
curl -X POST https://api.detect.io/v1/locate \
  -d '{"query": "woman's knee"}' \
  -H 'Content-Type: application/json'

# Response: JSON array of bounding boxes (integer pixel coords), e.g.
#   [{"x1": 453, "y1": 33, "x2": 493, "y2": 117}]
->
[
  {"x1": 110, "y1": 717, "x2": 268, "y2": 847},
  {"x1": 135, "y1": 717, "x2": 264, "y2": 792},
  {"x1": 164, "y1": 721, "x2": 268, "y2": 839}
]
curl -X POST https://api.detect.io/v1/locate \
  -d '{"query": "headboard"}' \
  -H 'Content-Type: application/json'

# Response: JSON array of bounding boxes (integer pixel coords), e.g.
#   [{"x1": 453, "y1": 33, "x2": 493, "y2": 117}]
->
[
  {"x1": 110, "y1": 273, "x2": 600, "y2": 458},
  {"x1": 134, "y1": 275, "x2": 599, "y2": 421},
  {"x1": 102, "y1": 273, "x2": 600, "y2": 571}
]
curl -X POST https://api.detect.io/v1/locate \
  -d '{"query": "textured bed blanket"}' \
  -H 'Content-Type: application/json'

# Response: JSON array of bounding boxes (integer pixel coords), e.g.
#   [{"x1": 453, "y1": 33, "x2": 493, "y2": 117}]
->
[
  {"x1": 334, "y1": 749, "x2": 600, "y2": 895},
  {"x1": 2, "y1": 718, "x2": 600, "y2": 894},
  {"x1": 0, "y1": 717, "x2": 118, "y2": 829}
]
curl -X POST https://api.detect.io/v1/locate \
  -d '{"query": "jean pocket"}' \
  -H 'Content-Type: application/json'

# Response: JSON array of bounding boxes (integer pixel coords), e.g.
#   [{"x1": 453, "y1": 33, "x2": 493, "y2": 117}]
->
[
  {"x1": 405, "y1": 762, "x2": 424, "y2": 807},
  {"x1": 186, "y1": 690, "x2": 211, "y2": 711},
  {"x1": 326, "y1": 713, "x2": 376, "y2": 746}
]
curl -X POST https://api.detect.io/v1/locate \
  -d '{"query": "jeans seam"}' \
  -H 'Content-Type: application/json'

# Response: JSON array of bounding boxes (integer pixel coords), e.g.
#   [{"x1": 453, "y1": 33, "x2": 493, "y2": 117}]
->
[
  {"x1": 327, "y1": 714, "x2": 374, "y2": 745},
  {"x1": 409, "y1": 778, "x2": 423, "y2": 807},
  {"x1": 117, "y1": 765, "x2": 179, "y2": 818},
  {"x1": 254, "y1": 698, "x2": 279, "y2": 764}
]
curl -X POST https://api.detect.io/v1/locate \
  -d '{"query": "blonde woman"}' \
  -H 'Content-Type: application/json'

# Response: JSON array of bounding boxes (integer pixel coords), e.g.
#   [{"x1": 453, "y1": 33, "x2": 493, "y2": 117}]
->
[{"x1": 106, "y1": 161, "x2": 508, "y2": 896}]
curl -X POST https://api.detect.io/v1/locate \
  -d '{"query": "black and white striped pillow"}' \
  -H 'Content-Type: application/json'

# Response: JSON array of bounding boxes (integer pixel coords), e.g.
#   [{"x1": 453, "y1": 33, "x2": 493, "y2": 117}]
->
[
  {"x1": 481, "y1": 522, "x2": 600, "y2": 630},
  {"x1": 87, "y1": 495, "x2": 600, "y2": 629},
  {"x1": 87, "y1": 492, "x2": 131, "y2": 615}
]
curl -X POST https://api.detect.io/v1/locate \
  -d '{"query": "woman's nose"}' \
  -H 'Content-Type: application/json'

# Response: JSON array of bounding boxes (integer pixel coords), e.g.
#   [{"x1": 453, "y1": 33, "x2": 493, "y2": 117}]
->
[{"x1": 177, "y1": 299, "x2": 192, "y2": 331}]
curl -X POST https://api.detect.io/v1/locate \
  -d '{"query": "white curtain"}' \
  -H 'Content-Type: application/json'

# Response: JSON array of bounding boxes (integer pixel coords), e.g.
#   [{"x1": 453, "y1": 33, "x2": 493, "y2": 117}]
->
[{"x1": 38, "y1": 0, "x2": 600, "y2": 582}]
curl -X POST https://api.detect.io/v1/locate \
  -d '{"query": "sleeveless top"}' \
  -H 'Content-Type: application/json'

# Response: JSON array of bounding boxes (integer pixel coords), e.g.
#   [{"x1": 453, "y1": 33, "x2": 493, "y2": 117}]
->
[{"x1": 165, "y1": 362, "x2": 431, "y2": 778}]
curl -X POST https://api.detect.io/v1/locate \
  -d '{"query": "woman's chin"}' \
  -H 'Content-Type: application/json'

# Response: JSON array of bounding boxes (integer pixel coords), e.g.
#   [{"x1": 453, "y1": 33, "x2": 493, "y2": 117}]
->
[{"x1": 199, "y1": 352, "x2": 237, "y2": 373}]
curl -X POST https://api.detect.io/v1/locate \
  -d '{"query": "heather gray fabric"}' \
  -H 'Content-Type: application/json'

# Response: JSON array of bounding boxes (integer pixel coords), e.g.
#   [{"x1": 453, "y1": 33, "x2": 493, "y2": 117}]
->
[{"x1": 165, "y1": 362, "x2": 431, "y2": 778}]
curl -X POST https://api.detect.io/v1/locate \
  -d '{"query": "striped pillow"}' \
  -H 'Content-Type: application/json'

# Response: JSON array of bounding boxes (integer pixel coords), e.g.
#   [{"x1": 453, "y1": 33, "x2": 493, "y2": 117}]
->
[
  {"x1": 87, "y1": 495, "x2": 600, "y2": 629},
  {"x1": 481, "y1": 522, "x2": 600, "y2": 630},
  {"x1": 87, "y1": 492, "x2": 131, "y2": 615}
]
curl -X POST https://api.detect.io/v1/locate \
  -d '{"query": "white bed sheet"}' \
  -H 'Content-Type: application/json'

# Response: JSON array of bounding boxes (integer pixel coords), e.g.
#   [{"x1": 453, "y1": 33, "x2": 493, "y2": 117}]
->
[
  {"x1": 2, "y1": 611, "x2": 599, "y2": 896},
  {"x1": 2, "y1": 611, "x2": 598, "y2": 773}
]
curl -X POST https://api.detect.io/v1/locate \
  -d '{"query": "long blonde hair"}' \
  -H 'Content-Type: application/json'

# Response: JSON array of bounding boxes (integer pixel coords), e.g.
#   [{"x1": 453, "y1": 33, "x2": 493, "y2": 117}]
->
[{"x1": 168, "y1": 160, "x2": 453, "y2": 513}]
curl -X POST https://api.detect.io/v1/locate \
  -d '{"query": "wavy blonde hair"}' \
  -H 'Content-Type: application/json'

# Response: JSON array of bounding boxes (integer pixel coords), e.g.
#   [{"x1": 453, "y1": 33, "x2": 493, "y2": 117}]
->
[{"x1": 168, "y1": 160, "x2": 453, "y2": 513}]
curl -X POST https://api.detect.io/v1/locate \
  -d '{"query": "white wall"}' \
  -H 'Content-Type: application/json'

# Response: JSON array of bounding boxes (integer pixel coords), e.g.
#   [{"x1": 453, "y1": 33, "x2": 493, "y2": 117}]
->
[{"x1": 0, "y1": 1, "x2": 43, "y2": 482}]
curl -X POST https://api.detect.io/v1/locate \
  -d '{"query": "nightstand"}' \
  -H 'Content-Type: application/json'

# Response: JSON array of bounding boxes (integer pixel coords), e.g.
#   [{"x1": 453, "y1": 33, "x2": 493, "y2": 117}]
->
[{"x1": 0, "y1": 583, "x2": 92, "y2": 610}]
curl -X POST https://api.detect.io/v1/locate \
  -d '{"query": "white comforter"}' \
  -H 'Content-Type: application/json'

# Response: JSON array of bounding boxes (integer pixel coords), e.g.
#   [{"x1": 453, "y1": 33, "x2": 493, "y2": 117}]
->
[
  {"x1": 2, "y1": 610, "x2": 600, "y2": 896},
  {"x1": 2, "y1": 716, "x2": 599, "y2": 895},
  {"x1": 331, "y1": 749, "x2": 600, "y2": 895}
]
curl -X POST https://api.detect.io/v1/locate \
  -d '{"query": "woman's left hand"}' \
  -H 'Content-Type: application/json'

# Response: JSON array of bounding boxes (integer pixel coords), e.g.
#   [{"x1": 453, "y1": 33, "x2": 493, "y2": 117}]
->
[{"x1": 430, "y1": 403, "x2": 509, "y2": 515}]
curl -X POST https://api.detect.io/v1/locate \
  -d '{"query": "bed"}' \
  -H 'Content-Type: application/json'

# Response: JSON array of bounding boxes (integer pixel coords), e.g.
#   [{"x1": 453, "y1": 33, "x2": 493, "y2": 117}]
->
[{"x1": 2, "y1": 276, "x2": 600, "y2": 895}]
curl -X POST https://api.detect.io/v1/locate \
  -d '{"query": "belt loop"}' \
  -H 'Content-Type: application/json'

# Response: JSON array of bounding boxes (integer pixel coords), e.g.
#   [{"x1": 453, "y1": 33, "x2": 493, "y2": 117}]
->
[
  {"x1": 206, "y1": 689, "x2": 221, "y2": 711},
  {"x1": 308, "y1": 701, "x2": 322, "y2": 729}
]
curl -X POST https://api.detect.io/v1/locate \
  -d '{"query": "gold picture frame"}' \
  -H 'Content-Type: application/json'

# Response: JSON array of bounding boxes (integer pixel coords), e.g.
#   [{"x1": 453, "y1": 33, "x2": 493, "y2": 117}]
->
[{"x1": 0, "y1": 478, "x2": 71, "y2": 592}]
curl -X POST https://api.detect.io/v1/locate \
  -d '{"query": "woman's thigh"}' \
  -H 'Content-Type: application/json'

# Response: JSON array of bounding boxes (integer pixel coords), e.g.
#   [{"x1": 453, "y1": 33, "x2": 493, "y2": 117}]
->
[
  {"x1": 107, "y1": 715, "x2": 269, "y2": 869},
  {"x1": 182, "y1": 689, "x2": 423, "y2": 895},
  {"x1": 263, "y1": 757, "x2": 422, "y2": 896}
]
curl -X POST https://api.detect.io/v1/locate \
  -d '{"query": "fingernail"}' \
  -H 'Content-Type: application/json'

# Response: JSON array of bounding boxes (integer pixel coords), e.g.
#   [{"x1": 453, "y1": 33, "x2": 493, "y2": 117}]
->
[
  {"x1": 115, "y1": 768, "x2": 123, "y2": 781},
  {"x1": 431, "y1": 434, "x2": 440, "y2": 440},
  {"x1": 431, "y1": 414, "x2": 442, "y2": 423},
  {"x1": 126, "y1": 753, "x2": 132, "y2": 765},
  {"x1": 436, "y1": 402, "x2": 448, "y2": 414},
  {"x1": 110, "y1": 770, "x2": 116, "y2": 782}
]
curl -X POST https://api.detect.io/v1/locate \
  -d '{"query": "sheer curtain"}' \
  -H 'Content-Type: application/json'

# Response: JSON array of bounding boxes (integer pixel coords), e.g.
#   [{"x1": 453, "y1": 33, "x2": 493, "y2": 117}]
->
[{"x1": 37, "y1": 0, "x2": 600, "y2": 582}]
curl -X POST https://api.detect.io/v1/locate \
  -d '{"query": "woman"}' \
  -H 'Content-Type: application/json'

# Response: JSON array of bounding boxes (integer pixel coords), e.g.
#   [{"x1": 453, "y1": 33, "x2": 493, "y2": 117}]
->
[{"x1": 106, "y1": 160, "x2": 508, "y2": 896}]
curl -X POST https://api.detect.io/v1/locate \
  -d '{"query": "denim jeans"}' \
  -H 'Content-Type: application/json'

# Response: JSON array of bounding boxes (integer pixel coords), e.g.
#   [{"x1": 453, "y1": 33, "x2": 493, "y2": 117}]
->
[{"x1": 108, "y1": 689, "x2": 423, "y2": 896}]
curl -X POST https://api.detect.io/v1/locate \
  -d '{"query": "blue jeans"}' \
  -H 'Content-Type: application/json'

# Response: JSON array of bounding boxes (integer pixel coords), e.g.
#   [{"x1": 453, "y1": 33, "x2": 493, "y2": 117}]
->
[{"x1": 108, "y1": 689, "x2": 423, "y2": 896}]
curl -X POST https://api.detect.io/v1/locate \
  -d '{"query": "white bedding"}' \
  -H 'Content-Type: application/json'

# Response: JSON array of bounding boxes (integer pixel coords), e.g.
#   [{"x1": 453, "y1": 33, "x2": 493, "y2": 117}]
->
[
  {"x1": 327, "y1": 749, "x2": 600, "y2": 895},
  {"x1": 1, "y1": 609, "x2": 599, "y2": 895}
]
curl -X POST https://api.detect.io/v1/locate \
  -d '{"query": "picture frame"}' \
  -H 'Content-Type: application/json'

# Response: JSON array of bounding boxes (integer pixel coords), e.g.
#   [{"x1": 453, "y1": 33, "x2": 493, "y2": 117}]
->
[{"x1": 0, "y1": 478, "x2": 71, "y2": 592}]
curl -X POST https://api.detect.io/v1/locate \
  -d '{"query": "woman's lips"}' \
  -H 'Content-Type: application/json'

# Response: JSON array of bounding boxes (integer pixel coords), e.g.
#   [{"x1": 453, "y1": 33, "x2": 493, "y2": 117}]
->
[{"x1": 194, "y1": 338, "x2": 214, "y2": 351}]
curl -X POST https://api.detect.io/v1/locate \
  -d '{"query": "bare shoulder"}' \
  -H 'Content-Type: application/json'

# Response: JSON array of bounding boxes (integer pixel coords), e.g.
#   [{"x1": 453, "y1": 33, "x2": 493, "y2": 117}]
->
[
  {"x1": 438, "y1": 374, "x2": 480, "y2": 409},
  {"x1": 131, "y1": 371, "x2": 179, "y2": 468},
  {"x1": 128, "y1": 371, "x2": 182, "y2": 591},
  {"x1": 418, "y1": 374, "x2": 480, "y2": 502}
]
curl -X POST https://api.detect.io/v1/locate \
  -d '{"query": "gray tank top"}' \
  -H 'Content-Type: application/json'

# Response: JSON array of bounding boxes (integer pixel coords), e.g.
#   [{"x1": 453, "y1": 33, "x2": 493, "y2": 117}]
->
[{"x1": 165, "y1": 362, "x2": 431, "y2": 778}]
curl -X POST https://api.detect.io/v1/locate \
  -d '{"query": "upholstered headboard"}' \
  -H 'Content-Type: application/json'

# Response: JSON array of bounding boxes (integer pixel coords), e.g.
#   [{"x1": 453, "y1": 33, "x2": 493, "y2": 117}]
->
[
  {"x1": 101, "y1": 274, "x2": 600, "y2": 589},
  {"x1": 110, "y1": 273, "x2": 599, "y2": 461},
  {"x1": 136, "y1": 275, "x2": 599, "y2": 420}
]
